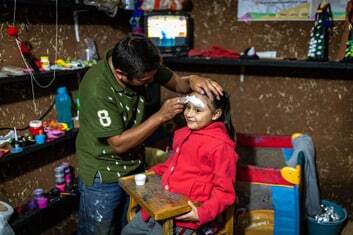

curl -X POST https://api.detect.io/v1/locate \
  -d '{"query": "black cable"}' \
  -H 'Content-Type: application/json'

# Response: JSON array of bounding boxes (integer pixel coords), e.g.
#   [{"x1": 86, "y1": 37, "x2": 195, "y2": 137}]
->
[{"x1": 0, "y1": 100, "x2": 55, "y2": 131}]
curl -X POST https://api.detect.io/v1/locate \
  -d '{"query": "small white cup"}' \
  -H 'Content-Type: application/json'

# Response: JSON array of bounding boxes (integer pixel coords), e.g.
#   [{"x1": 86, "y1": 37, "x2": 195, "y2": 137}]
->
[{"x1": 134, "y1": 173, "x2": 146, "y2": 186}]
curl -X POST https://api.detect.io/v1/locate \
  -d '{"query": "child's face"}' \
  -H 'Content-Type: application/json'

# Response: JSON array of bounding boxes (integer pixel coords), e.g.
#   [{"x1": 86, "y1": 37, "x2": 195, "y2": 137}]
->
[{"x1": 183, "y1": 93, "x2": 220, "y2": 130}]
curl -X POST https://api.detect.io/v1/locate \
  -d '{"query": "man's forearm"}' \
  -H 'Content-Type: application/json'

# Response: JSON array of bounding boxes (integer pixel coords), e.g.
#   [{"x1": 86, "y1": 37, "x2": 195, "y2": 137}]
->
[{"x1": 107, "y1": 113, "x2": 163, "y2": 154}]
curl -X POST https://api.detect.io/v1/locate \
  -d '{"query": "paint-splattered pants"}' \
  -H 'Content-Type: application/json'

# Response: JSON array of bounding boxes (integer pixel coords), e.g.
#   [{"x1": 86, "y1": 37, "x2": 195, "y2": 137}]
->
[{"x1": 78, "y1": 174, "x2": 128, "y2": 235}]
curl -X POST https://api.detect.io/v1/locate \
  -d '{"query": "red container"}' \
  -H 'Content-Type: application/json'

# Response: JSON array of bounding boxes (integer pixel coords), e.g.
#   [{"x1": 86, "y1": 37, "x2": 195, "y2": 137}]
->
[{"x1": 29, "y1": 120, "x2": 43, "y2": 136}]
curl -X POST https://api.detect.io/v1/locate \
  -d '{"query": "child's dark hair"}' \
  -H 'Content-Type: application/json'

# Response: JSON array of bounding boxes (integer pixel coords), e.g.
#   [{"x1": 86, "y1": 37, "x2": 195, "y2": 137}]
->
[
  {"x1": 213, "y1": 92, "x2": 235, "y2": 140},
  {"x1": 112, "y1": 34, "x2": 161, "y2": 80}
]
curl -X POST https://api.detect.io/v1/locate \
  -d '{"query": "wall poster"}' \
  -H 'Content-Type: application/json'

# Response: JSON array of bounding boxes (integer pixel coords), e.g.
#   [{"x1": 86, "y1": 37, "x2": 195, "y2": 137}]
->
[{"x1": 237, "y1": 0, "x2": 347, "y2": 21}]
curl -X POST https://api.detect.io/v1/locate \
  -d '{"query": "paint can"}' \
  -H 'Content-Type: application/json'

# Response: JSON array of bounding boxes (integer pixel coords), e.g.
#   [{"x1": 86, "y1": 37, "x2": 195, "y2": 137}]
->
[
  {"x1": 33, "y1": 188, "x2": 44, "y2": 199},
  {"x1": 55, "y1": 183, "x2": 66, "y2": 192},
  {"x1": 54, "y1": 165, "x2": 66, "y2": 187},
  {"x1": 29, "y1": 120, "x2": 43, "y2": 136},
  {"x1": 134, "y1": 173, "x2": 146, "y2": 186},
  {"x1": 61, "y1": 162, "x2": 72, "y2": 184},
  {"x1": 27, "y1": 198, "x2": 37, "y2": 210},
  {"x1": 36, "y1": 197, "x2": 48, "y2": 209},
  {"x1": 35, "y1": 132, "x2": 46, "y2": 144}
]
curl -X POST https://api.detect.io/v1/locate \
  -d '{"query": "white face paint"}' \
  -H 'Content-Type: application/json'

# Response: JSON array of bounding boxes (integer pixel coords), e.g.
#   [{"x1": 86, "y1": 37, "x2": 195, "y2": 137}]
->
[{"x1": 183, "y1": 95, "x2": 205, "y2": 108}]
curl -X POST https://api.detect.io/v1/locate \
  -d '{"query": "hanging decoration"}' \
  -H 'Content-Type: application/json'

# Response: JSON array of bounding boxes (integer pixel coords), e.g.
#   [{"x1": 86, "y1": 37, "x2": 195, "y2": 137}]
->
[
  {"x1": 307, "y1": 2, "x2": 333, "y2": 61},
  {"x1": 7, "y1": 0, "x2": 60, "y2": 114},
  {"x1": 7, "y1": 25, "x2": 41, "y2": 72},
  {"x1": 342, "y1": 0, "x2": 353, "y2": 62}
]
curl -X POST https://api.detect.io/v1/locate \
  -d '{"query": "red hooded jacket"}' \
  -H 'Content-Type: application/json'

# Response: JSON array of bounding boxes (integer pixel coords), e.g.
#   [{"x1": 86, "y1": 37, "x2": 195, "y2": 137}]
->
[{"x1": 143, "y1": 121, "x2": 238, "y2": 230}]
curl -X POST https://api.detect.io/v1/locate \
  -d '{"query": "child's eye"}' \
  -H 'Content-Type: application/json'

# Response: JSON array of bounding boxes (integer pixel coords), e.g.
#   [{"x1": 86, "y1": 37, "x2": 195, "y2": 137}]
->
[{"x1": 195, "y1": 108, "x2": 203, "y2": 113}]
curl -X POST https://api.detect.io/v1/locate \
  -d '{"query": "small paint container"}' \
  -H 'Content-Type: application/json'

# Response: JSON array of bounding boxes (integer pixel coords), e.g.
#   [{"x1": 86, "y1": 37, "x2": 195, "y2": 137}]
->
[
  {"x1": 55, "y1": 176, "x2": 65, "y2": 184},
  {"x1": 27, "y1": 198, "x2": 37, "y2": 210},
  {"x1": 36, "y1": 196, "x2": 48, "y2": 209},
  {"x1": 40, "y1": 56, "x2": 50, "y2": 70},
  {"x1": 10, "y1": 144, "x2": 23, "y2": 154},
  {"x1": 54, "y1": 165, "x2": 65, "y2": 174},
  {"x1": 65, "y1": 174, "x2": 72, "y2": 184},
  {"x1": 55, "y1": 172, "x2": 64, "y2": 178},
  {"x1": 134, "y1": 173, "x2": 146, "y2": 186},
  {"x1": 29, "y1": 120, "x2": 43, "y2": 136},
  {"x1": 62, "y1": 162, "x2": 71, "y2": 175},
  {"x1": 61, "y1": 162, "x2": 72, "y2": 184},
  {"x1": 33, "y1": 188, "x2": 44, "y2": 199},
  {"x1": 55, "y1": 183, "x2": 66, "y2": 192},
  {"x1": 46, "y1": 129, "x2": 65, "y2": 140},
  {"x1": 35, "y1": 134, "x2": 46, "y2": 144}
]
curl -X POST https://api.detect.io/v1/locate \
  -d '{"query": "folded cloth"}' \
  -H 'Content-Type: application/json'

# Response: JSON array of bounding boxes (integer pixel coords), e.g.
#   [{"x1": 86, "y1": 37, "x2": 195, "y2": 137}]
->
[
  {"x1": 188, "y1": 45, "x2": 240, "y2": 59},
  {"x1": 286, "y1": 134, "x2": 321, "y2": 216}
]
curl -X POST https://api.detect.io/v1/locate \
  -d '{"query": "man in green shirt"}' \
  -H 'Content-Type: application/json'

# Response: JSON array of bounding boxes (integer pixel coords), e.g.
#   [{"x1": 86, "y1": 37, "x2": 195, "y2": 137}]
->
[{"x1": 76, "y1": 34, "x2": 223, "y2": 235}]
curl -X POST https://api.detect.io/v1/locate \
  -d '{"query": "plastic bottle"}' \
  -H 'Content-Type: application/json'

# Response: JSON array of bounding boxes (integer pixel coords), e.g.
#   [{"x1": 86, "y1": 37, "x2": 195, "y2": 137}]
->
[{"x1": 55, "y1": 86, "x2": 73, "y2": 129}]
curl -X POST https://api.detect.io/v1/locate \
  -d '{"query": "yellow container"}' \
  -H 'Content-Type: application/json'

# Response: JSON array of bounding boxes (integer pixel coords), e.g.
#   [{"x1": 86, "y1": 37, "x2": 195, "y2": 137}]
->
[
  {"x1": 40, "y1": 56, "x2": 50, "y2": 70},
  {"x1": 236, "y1": 210, "x2": 274, "y2": 235}
]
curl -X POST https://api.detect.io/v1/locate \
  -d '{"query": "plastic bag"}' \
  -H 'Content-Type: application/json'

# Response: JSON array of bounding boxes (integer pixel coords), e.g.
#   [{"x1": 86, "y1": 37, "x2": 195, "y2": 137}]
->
[
  {"x1": 0, "y1": 201, "x2": 15, "y2": 235},
  {"x1": 0, "y1": 218, "x2": 15, "y2": 235},
  {"x1": 80, "y1": 38, "x2": 99, "y2": 62},
  {"x1": 141, "y1": 0, "x2": 192, "y2": 11}
]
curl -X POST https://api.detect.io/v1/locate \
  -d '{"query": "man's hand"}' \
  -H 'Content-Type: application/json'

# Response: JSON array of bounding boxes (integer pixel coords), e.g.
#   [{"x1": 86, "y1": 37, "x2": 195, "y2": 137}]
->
[
  {"x1": 184, "y1": 75, "x2": 223, "y2": 100},
  {"x1": 156, "y1": 97, "x2": 184, "y2": 123},
  {"x1": 175, "y1": 201, "x2": 200, "y2": 222}
]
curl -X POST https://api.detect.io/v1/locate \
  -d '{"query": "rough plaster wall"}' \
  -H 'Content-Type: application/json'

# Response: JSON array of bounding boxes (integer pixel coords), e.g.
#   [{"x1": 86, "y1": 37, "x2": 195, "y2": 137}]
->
[
  {"x1": 162, "y1": 0, "x2": 353, "y2": 221},
  {"x1": 192, "y1": 0, "x2": 343, "y2": 60},
  {"x1": 0, "y1": 0, "x2": 352, "y2": 232},
  {"x1": 0, "y1": 5, "x2": 128, "y2": 233}
]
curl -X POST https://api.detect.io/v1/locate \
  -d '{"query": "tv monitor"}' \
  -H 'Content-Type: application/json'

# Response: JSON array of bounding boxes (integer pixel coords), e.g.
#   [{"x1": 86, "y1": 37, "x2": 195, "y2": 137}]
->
[{"x1": 144, "y1": 11, "x2": 193, "y2": 57}]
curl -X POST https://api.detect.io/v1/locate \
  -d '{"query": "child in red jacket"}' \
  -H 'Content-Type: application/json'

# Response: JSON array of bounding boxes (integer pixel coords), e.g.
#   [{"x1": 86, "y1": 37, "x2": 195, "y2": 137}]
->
[{"x1": 122, "y1": 92, "x2": 238, "y2": 235}]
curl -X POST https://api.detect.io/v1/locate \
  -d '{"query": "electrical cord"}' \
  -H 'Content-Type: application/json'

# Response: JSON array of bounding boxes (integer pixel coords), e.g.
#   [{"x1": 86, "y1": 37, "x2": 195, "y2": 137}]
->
[{"x1": 0, "y1": 100, "x2": 55, "y2": 131}]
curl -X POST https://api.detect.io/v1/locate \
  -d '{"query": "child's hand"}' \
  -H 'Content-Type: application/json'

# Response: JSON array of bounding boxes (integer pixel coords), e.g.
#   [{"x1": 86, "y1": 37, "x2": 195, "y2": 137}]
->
[{"x1": 175, "y1": 201, "x2": 199, "y2": 221}]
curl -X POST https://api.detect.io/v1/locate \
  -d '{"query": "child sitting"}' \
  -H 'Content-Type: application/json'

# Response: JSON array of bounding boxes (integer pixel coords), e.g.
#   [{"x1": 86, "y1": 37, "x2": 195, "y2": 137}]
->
[{"x1": 122, "y1": 91, "x2": 238, "y2": 235}]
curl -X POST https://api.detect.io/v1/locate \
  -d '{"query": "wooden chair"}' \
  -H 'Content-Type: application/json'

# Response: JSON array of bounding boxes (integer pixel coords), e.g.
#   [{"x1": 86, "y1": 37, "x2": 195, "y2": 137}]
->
[
  {"x1": 215, "y1": 204, "x2": 235, "y2": 235},
  {"x1": 127, "y1": 197, "x2": 234, "y2": 235},
  {"x1": 121, "y1": 173, "x2": 235, "y2": 235}
]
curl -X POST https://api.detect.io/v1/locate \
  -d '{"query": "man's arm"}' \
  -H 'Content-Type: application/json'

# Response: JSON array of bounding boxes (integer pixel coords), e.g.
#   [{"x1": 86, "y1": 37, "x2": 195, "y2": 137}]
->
[
  {"x1": 107, "y1": 97, "x2": 184, "y2": 154},
  {"x1": 163, "y1": 72, "x2": 224, "y2": 100}
]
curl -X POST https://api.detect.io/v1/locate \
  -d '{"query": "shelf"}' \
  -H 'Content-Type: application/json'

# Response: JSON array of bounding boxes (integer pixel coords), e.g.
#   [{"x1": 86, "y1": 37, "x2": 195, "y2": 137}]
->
[
  {"x1": 0, "y1": 129, "x2": 78, "y2": 182},
  {"x1": 163, "y1": 57, "x2": 353, "y2": 80},
  {"x1": 0, "y1": 129, "x2": 78, "y2": 166},
  {"x1": 1, "y1": 129, "x2": 79, "y2": 234},
  {"x1": 0, "y1": 0, "x2": 97, "y2": 10},
  {"x1": 0, "y1": 68, "x2": 88, "y2": 86},
  {"x1": 10, "y1": 192, "x2": 79, "y2": 235}
]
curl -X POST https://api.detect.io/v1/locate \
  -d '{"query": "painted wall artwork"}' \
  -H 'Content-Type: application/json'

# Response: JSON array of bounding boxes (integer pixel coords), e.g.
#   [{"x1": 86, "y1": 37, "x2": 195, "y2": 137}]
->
[{"x1": 237, "y1": 0, "x2": 347, "y2": 21}]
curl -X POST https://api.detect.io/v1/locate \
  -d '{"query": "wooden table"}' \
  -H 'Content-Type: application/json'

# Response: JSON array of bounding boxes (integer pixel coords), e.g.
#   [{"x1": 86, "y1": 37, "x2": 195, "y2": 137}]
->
[{"x1": 118, "y1": 173, "x2": 191, "y2": 235}]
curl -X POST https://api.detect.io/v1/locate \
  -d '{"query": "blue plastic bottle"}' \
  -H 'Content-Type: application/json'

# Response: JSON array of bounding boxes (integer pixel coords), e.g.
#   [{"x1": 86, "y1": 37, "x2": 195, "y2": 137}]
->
[{"x1": 55, "y1": 86, "x2": 73, "y2": 129}]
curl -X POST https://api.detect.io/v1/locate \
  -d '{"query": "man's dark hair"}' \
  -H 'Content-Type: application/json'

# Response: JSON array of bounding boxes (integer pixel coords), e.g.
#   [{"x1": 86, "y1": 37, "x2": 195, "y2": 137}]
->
[{"x1": 112, "y1": 34, "x2": 161, "y2": 80}]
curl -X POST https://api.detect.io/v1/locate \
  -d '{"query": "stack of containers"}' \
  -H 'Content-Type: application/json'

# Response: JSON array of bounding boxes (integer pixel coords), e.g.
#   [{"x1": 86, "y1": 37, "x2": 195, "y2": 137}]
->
[{"x1": 54, "y1": 162, "x2": 72, "y2": 192}]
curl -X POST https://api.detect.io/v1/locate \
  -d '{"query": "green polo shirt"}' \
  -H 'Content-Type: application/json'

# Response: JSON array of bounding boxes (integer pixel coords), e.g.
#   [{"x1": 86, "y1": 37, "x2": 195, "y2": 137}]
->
[{"x1": 76, "y1": 49, "x2": 173, "y2": 186}]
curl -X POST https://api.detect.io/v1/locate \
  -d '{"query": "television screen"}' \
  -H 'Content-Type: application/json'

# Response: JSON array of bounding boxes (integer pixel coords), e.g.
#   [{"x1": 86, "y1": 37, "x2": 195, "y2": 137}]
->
[{"x1": 144, "y1": 11, "x2": 192, "y2": 56}]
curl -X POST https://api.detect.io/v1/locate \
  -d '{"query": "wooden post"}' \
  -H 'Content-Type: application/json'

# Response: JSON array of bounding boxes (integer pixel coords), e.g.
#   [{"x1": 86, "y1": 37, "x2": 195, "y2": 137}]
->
[{"x1": 162, "y1": 218, "x2": 173, "y2": 235}]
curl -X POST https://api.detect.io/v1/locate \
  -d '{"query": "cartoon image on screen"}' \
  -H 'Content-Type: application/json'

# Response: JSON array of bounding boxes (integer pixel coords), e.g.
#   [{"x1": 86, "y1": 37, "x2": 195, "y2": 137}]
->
[{"x1": 145, "y1": 12, "x2": 192, "y2": 56}]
